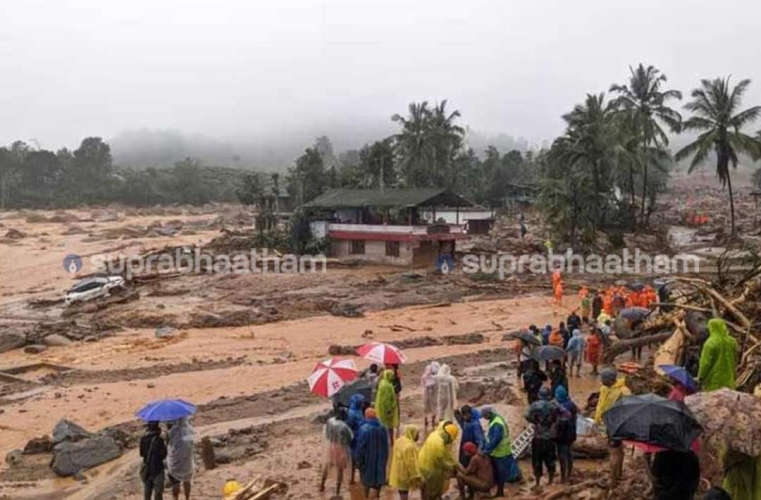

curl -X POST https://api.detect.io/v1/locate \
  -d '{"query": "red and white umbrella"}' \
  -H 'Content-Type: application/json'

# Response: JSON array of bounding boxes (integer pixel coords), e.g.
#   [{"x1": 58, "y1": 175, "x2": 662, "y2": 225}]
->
[
  {"x1": 308, "y1": 358, "x2": 358, "y2": 398},
  {"x1": 356, "y1": 342, "x2": 407, "y2": 365}
]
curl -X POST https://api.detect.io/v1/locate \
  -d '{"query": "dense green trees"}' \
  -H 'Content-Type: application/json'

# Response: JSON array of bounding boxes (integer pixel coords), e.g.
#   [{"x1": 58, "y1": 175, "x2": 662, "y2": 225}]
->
[{"x1": 676, "y1": 77, "x2": 761, "y2": 234}]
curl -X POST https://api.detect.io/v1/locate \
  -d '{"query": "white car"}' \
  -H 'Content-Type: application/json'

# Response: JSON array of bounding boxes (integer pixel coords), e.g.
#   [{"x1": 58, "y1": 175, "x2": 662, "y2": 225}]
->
[{"x1": 64, "y1": 276, "x2": 126, "y2": 306}]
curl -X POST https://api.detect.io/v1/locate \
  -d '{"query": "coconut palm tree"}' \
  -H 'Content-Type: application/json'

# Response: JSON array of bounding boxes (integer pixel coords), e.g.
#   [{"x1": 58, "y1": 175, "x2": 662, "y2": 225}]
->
[
  {"x1": 555, "y1": 93, "x2": 619, "y2": 230},
  {"x1": 391, "y1": 101, "x2": 430, "y2": 187},
  {"x1": 610, "y1": 64, "x2": 682, "y2": 224},
  {"x1": 675, "y1": 77, "x2": 761, "y2": 235},
  {"x1": 427, "y1": 100, "x2": 465, "y2": 187}
]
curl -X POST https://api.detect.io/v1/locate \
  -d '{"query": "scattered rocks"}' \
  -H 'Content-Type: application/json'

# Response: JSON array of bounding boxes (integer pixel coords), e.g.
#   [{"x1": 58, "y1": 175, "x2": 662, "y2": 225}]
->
[
  {"x1": 154, "y1": 326, "x2": 177, "y2": 339},
  {"x1": 52, "y1": 419, "x2": 93, "y2": 444},
  {"x1": 51, "y1": 435, "x2": 122, "y2": 477},
  {"x1": 4, "y1": 228, "x2": 26, "y2": 239},
  {"x1": 5, "y1": 450, "x2": 22, "y2": 467},
  {"x1": 43, "y1": 334, "x2": 74, "y2": 347},
  {"x1": 23, "y1": 435, "x2": 53, "y2": 455},
  {"x1": 0, "y1": 333, "x2": 26, "y2": 353},
  {"x1": 23, "y1": 344, "x2": 47, "y2": 354}
]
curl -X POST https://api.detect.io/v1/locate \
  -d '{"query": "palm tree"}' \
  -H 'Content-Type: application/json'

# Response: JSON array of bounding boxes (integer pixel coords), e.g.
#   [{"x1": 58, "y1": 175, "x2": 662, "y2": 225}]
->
[
  {"x1": 675, "y1": 77, "x2": 761, "y2": 235},
  {"x1": 610, "y1": 64, "x2": 682, "y2": 224},
  {"x1": 392, "y1": 101, "x2": 430, "y2": 187},
  {"x1": 427, "y1": 100, "x2": 465, "y2": 187},
  {"x1": 556, "y1": 93, "x2": 619, "y2": 230}
]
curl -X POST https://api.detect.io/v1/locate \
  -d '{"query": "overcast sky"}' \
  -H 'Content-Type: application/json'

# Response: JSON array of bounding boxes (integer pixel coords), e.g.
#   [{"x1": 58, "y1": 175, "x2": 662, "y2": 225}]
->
[{"x1": 2, "y1": 0, "x2": 760, "y2": 151}]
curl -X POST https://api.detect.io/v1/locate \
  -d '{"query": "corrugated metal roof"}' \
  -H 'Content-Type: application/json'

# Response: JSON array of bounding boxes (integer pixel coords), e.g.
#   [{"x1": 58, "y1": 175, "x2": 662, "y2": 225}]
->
[{"x1": 302, "y1": 188, "x2": 473, "y2": 208}]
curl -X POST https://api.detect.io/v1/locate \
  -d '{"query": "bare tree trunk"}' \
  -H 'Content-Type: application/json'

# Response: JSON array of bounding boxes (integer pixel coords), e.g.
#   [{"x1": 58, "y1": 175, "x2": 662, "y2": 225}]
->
[
  {"x1": 640, "y1": 157, "x2": 648, "y2": 225},
  {"x1": 728, "y1": 168, "x2": 736, "y2": 235}
]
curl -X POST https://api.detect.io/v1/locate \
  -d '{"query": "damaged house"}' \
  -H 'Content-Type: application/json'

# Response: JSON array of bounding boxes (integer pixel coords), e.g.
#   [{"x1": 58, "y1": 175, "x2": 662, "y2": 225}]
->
[{"x1": 303, "y1": 188, "x2": 474, "y2": 267}]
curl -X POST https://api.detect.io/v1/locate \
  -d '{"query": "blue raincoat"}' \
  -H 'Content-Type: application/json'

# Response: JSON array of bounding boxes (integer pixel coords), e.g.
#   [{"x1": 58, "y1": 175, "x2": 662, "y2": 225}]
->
[
  {"x1": 355, "y1": 417, "x2": 389, "y2": 489},
  {"x1": 457, "y1": 408, "x2": 485, "y2": 466},
  {"x1": 347, "y1": 394, "x2": 366, "y2": 459}
]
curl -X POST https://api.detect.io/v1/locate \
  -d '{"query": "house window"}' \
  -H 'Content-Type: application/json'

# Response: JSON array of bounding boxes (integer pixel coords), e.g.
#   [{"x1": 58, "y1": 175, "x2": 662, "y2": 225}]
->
[
  {"x1": 385, "y1": 240, "x2": 400, "y2": 257},
  {"x1": 351, "y1": 240, "x2": 365, "y2": 255}
]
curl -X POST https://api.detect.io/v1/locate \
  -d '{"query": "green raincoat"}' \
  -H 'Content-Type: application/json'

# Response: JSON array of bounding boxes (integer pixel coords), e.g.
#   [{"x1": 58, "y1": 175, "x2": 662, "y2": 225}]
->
[
  {"x1": 375, "y1": 369, "x2": 399, "y2": 430},
  {"x1": 723, "y1": 450, "x2": 761, "y2": 500},
  {"x1": 698, "y1": 318, "x2": 738, "y2": 392}
]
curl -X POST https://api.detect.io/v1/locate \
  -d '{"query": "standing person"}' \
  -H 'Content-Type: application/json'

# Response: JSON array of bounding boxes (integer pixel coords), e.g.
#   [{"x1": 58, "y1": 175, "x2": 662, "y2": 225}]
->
[
  {"x1": 519, "y1": 212, "x2": 527, "y2": 239},
  {"x1": 542, "y1": 324, "x2": 552, "y2": 345},
  {"x1": 698, "y1": 318, "x2": 738, "y2": 391},
  {"x1": 600, "y1": 319, "x2": 613, "y2": 348},
  {"x1": 525, "y1": 387, "x2": 560, "y2": 488},
  {"x1": 594, "y1": 368, "x2": 631, "y2": 487},
  {"x1": 566, "y1": 311, "x2": 581, "y2": 334},
  {"x1": 565, "y1": 329, "x2": 585, "y2": 377},
  {"x1": 355, "y1": 408, "x2": 389, "y2": 499},
  {"x1": 362, "y1": 364, "x2": 381, "y2": 399},
  {"x1": 387, "y1": 363, "x2": 403, "y2": 436},
  {"x1": 418, "y1": 422, "x2": 460, "y2": 499},
  {"x1": 580, "y1": 291, "x2": 591, "y2": 323},
  {"x1": 553, "y1": 386, "x2": 578, "y2": 483},
  {"x1": 389, "y1": 425, "x2": 422, "y2": 500},
  {"x1": 559, "y1": 322, "x2": 571, "y2": 349},
  {"x1": 529, "y1": 324, "x2": 543, "y2": 345},
  {"x1": 649, "y1": 449, "x2": 700, "y2": 500},
  {"x1": 140, "y1": 421, "x2": 167, "y2": 500},
  {"x1": 166, "y1": 418, "x2": 194, "y2": 500},
  {"x1": 456, "y1": 442, "x2": 494, "y2": 500},
  {"x1": 320, "y1": 409, "x2": 353, "y2": 497},
  {"x1": 667, "y1": 380, "x2": 693, "y2": 402},
  {"x1": 346, "y1": 393, "x2": 366, "y2": 485},
  {"x1": 375, "y1": 369, "x2": 399, "y2": 447},
  {"x1": 592, "y1": 292, "x2": 603, "y2": 322},
  {"x1": 455, "y1": 406, "x2": 485, "y2": 468},
  {"x1": 434, "y1": 364, "x2": 458, "y2": 423},
  {"x1": 548, "y1": 360, "x2": 568, "y2": 397},
  {"x1": 480, "y1": 407, "x2": 521, "y2": 497},
  {"x1": 421, "y1": 361, "x2": 441, "y2": 430},
  {"x1": 585, "y1": 329, "x2": 603, "y2": 375},
  {"x1": 522, "y1": 359, "x2": 547, "y2": 404},
  {"x1": 548, "y1": 327, "x2": 564, "y2": 348}
]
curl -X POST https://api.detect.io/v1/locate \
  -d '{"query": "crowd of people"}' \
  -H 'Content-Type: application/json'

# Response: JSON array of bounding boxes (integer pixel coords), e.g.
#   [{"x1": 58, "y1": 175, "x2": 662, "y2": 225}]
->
[{"x1": 314, "y1": 280, "x2": 754, "y2": 500}]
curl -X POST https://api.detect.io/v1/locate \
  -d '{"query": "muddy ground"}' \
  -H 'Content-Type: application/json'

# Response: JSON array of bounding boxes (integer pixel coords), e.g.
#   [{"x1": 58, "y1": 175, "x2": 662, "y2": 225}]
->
[{"x1": 1, "y1": 174, "x2": 757, "y2": 500}]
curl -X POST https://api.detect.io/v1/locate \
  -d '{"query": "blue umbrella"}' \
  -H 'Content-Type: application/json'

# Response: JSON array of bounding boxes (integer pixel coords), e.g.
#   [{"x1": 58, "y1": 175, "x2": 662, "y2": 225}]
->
[
  {"x1": 658, "y1": 365, "x2": 697, "y2": 393},
  {"x1": 136, "y1": 399, "x2": 197, "y2": 422}
]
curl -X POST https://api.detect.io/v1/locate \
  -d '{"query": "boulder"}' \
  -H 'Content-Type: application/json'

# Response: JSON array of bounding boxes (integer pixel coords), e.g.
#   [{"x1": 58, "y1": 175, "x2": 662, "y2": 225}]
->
[
  {"x1": 23, "y1": 435, "x2": 53, "y2": 454},
  {"x1": 0, "y1": 333, "x2": 26, "y2": 353},
  {"x1": 24, "y1": 344, "x2": 48, "y2": 354},
  {"x1": 5, "y1": 449, "x2": 22, "y2": 467},
  {"x1": 52, "y1": 419, "x2": 92, "y2": 444},
  {"x1": 43, "y1": 334, "x2": 74, "y2": 347},
  {"x1": 51, "y1": 435, "x2": 122, "y2": 476}
]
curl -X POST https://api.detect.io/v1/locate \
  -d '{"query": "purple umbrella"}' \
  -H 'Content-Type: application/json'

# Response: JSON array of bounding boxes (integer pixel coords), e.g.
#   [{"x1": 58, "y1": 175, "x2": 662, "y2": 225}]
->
[
  {"x1": 658, "y1": 365, "x2": 697, "y2": 393},
  {"x1": 136, "y1": 399, "x2": 197, "y2": 422}
]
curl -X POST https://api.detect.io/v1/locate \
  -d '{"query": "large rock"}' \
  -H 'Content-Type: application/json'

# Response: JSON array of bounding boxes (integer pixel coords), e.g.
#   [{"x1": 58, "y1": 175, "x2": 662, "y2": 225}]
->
[
  {"x1": 0, "y1": 333, "x2": 25, "y2": 353},
  {"x1": 52, "y1": 419, "x2": 92, "y2": 444},
  {"x1": 51, "y1": 436, "x2": 122, "y2": 476},
  {"x1": 24, "y1": 344, "x2": 47, "y2": 354},
  {"x1": 43, "y1": 334, "x2": 73, "y2": 347},
  {"x1": 23, "y1": 435, "x2": 53, "y2": 454}
]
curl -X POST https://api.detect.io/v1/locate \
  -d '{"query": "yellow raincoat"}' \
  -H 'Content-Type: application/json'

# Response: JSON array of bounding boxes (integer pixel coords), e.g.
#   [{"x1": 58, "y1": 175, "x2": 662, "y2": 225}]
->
[
  {"x1": 417, "y1": 424, "x2": 458, "y2": 499},
  {"x1": 594, "y1": 378, "x2": 631, "y2": 425},
  {"x1": 375, "y1": 369, "x2": 399, "y2": 430},
  {"x1": 389, "y1": 425, "x2": 421, "y2": 492}
]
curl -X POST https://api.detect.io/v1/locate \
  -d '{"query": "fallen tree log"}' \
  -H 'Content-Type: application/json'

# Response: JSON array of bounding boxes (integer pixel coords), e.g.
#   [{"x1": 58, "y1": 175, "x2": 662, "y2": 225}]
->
[
  {"x1": 544, "y1": 479, "x2": 607, "y2": 499},
  {"x1": 571, "y1": 438, "x2": 609, "y2": 459},
  {"x1": 654, "y1": 326, "x2": 685, "y2": 374},
  {"x1": 603, "y1": 331, "x2": 673, "y2": 364}
]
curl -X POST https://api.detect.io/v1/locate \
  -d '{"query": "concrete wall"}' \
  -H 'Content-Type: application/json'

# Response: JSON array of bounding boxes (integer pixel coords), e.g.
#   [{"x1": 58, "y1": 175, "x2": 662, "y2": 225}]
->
[{"x1": 330, "y1": 238, "x2": 414, "y2": 266}]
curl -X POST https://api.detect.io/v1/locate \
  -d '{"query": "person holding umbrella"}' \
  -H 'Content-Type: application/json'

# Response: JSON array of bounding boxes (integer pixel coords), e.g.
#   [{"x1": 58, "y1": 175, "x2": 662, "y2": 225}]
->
[
  {"x1": 659, "y1": 365, "x2": 698, "y2": 402},
  {"x1": 136, "y1": 399, "x2": 197, "y2": 500},
  {"x1": 594, "y1": 368, "x2": 631, "y2": 488},
  {"x1": 140, "y1": 421, "x2": 168, "y2": 500}
]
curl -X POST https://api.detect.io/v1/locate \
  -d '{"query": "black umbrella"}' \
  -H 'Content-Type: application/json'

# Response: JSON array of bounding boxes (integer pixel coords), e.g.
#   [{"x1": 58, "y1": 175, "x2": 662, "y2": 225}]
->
[
  {"x1": 507, "y1": 330, "x2": 542, "y2": 346},
  {"x1": 530, "y1": 345, "x2": 565, "y2": 362},
  {"x1": 331, "y1": 378, "x2": 372, "y2": 409},
  {"x1": 603, "y1": 393, "x2": 702, "y2": 452}
]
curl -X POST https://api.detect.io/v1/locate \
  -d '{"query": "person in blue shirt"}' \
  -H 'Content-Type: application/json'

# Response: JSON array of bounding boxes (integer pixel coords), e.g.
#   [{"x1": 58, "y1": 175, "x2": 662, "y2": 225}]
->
[{"x1": 454, "y1": 405, "x2": 484, "y2": 467}]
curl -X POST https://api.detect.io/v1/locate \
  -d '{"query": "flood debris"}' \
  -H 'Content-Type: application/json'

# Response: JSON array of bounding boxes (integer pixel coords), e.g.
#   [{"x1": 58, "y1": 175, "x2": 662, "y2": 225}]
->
[{"x1": 49, "y1": 419, "x2": 123, "y2": 477}]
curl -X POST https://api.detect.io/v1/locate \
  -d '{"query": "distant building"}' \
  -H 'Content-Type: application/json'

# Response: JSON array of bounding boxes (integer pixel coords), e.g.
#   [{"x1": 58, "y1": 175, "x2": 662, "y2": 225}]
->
[{"x1": 303, "y1": 188, "x2": 474, "y2": 267}]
